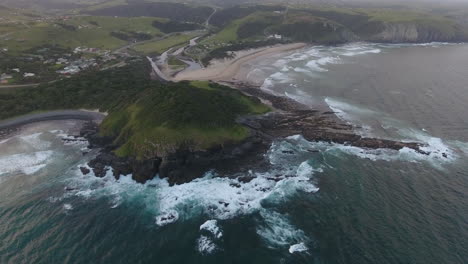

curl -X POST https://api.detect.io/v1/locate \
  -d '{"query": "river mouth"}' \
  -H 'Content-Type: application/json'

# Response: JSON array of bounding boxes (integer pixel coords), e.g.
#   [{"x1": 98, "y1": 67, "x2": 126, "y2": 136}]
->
[{"x1": 1, "y1": 43, "x2": 468, "y2": 263}]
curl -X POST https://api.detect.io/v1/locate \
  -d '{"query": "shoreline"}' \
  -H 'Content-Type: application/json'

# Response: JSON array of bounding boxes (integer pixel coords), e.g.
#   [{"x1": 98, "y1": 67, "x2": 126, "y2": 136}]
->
[
  {"x1": 173, "y1": 43, "x2": 307, "y2": 82},
  {"x1": 0, "y1": 110, "x2": 106, "y2": 140}
]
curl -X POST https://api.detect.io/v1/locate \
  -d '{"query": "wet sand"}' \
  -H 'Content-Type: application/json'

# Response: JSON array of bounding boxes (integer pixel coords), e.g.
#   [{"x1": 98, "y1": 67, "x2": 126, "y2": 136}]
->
[{"x1": 173, "y1": 43, "x2": 306, "y2": 82}]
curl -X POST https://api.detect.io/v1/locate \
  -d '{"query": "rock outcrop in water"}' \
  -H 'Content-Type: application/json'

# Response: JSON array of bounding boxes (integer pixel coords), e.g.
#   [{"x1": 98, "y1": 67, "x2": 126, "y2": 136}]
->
[
  {"x1": 81, "y1": 121, "x2": 266, "y2": 185},
  {"x1": 82, "y1": 82, "x2": 433, "y2": 185}
]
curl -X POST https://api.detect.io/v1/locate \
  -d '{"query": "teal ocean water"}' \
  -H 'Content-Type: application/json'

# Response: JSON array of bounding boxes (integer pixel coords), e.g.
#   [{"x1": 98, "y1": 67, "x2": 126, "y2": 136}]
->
[{"x1": 1, "y1": 43, "x2": 468, "y2": 264}]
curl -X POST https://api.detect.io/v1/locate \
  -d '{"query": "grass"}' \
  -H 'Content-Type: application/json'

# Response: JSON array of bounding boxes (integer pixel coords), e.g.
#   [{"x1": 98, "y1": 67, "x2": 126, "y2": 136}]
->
[
  {"x1": 168, "y1": 56, "x2": 186, "y2": 69},
  {"x1": 190, "y1": 80, "x2": 213, "y2": 90},
  {"x1": 132, "y1": 33, "x2": 199, "y2": 54},
  {"x1": 0, "y1": 16, "x2": 165, "y2": 53},
  {"x1": 83, "y1": 0, "x2": 128, "y2": 11},
  {"x1": 0, "y1": 61, "x2": 269, "y2": 160},
  {"x1": 100, "y1": 80, "x2": 270, "y2": 158},
  {"x1": 202, "y1": 11, "x2": 282, "y2": 45}
]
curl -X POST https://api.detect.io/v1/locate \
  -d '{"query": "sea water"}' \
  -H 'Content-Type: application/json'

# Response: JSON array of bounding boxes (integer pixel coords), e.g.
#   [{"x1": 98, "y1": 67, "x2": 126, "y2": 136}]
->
[{"x1": 1, "y1": 43, "x2": 468, "y2": 264}]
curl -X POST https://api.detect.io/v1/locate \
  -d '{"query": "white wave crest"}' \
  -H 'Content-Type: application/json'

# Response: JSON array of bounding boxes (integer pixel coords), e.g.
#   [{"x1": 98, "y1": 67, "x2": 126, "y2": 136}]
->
[
  {"x1": 200, "y1": 220, "x2": 222, "y2": 239},
  {"x1": 256, "y1": 210, "x2": 309, "y2": 249},
  {"x1": 0, "y1": 150, "x2": 53, "y2": 175},
  {"x1": 155, "y1": 210, "x2": 179, "y2": 226},
  {"x1": 289, "y1": 242, "x2": 308, "y2": 254},
  {"x1": 197, "y1": 235, "x2": 217, "y2": 255}
]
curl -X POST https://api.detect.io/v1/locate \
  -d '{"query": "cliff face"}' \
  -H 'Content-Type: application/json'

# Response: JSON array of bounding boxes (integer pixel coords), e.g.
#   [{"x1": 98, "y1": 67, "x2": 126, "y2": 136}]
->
[{"x1": 365, "y1": 22, "x2": 466, "y2": 43}]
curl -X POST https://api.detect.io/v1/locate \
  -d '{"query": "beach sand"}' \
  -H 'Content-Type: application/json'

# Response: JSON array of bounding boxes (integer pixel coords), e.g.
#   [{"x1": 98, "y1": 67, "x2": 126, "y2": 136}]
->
[{"x1": 173, "y1": 43, "x2": 306, "y2": 82}]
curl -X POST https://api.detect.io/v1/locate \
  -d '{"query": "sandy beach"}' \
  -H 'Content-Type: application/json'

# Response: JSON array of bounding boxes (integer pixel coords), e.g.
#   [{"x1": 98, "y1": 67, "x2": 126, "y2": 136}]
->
[{"x1": 173, "y1": 43, "x2": 306, "y2": 82}]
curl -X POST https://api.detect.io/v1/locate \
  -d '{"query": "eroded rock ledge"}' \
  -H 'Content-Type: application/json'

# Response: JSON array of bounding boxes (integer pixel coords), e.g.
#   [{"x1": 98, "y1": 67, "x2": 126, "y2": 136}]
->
[{"x1": 82, "y1": 82, "x2": 431, "y2": 185}]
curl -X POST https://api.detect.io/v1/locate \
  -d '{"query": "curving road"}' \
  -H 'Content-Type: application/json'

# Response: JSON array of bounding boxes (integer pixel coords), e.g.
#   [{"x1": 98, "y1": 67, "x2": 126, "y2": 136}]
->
[{"x1": 0, "y1": 110, "x2": 106, "y2": 131}]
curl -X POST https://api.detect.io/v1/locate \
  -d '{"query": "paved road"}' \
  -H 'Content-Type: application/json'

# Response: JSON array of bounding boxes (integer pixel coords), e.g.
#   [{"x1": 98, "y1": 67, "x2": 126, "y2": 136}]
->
[
  {"x1": 205, "y1": 8, "x2": 217, "y2": 27},
  {"x1": 147, "y1": 56, "x2": 170, "y2": 82},
  {"x1": 0, "y1": 110, "x2": 106, "y2": 130},
  {"x1": 0, "y1": 83, "x2": 40, "y2": 89}
]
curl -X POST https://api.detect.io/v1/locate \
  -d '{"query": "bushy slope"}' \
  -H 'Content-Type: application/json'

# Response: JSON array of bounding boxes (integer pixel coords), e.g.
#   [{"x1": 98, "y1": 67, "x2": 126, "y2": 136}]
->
[
  {"x1": 101, "y1": 81, "x2": 269, "y2": 158},
  {"x1": 203, "y1": 5, "x2": 468, "y2": 47},
  {"x1": 209, "y1": 5, "x2": 286, "y2": 28},
  {"x1": 0, "y1": 59, "x2": 152, "y2": 119},
  {"x1": 0, "y1": 16, "x2": 165, "y2": 53},
  {"x1": 0, "y1": 60, "x2": 269, "y2": 159},
  {"x1": 85, "y1": 2, "x2": 214, "y2": 24}
]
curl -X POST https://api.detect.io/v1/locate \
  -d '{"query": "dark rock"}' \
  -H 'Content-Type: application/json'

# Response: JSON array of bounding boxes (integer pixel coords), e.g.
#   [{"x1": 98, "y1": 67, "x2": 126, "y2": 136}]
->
[
  {"x1": 80, "y1": 81, "x2": 432, "y2": 187},
  {"x1": 238, "y1": 175, "x2": 255, "y2": 183},
  {"x1": 79, "y1": 166, "x2": 91, "y2": 175},
  {"x1": 218, "y1": 201, "x2": 229, "y2": 207},
  {"x1": 131, "y1": 158, "x2": 161, "y2": 183}
]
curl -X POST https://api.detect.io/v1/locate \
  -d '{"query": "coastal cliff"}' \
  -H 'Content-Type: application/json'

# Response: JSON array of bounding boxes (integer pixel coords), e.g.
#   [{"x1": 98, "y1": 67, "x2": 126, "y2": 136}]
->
[
  {"x1": 366, "y1": 22, "x2": 466, "y2": 43},
  {"x1": 79, "y1": 81, "x2": 436, "y2": 186}
]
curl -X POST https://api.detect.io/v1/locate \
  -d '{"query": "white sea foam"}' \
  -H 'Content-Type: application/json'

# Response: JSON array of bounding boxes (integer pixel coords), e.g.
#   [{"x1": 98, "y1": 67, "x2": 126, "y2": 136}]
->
[
  {"x1": 294, "y1": 67, "x2": 310, "y2": 73},
  {"x1": 256, "y1": 210, "x2": 308, "y2": 248},
  {"x1": 342, "y1": 48, "x2": 381, "y2": 56},
  {"x1": 0, "y1": 150, "x2": 53, "y2": 175},
  {"x1": 20, "y1": 133, "x2": 49, "y2": 148},
  {"x1": 155, "y1": 210, "x2": 180, "y2": 226},
  {"x1": 305, "y1": 60, "x2": 327, "y2": 72},
  {"x1": 64, "y1": 137, "x2": 321, "y2": 229},
  {"x1": 200, "y1": 220, "x2": 222, "y2": 239},
  {"x1": 197, "y1": 235, "x2": 217, "y2": 255},
  {"x1": 63, "y1": 203, "x2": 73, "y2": 210},
  {"x1": 324, "y1": 97, "x2": 365, "y2": 124},
  {"x1": 269, "y1": 72, "x2": 289, "y2": 83},
  {"x1": 0, "y1": 138, "x2": 11, "y2": 144},
  {"x1": 284, "y1": 134, "x2": 456, "y2": 166},
  {"x1": 22, "y1": 164, "x2": 47, "y2": 175},
  {"x1": 289, "y1": 242, "x2": 308, "y2": 254}
]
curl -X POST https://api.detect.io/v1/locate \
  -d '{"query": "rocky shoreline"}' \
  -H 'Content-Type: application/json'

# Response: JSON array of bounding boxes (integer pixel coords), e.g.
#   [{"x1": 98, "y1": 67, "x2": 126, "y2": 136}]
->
[{"x1": 80, "y1": 81, "x2": 436, "y2": 185}]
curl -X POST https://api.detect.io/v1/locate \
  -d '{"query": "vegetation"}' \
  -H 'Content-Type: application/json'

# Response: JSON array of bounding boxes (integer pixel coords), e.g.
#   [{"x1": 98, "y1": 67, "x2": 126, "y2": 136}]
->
[
  {"x1": 0, "y1": 60, "x2": 269, "y2": 159},
  {"x1": 0, "y1": 45, "x2": 80, "y2": 84},
  {"x1": 132, "y1": 33, "x2": 199, "y2": 55},
  {"x1": 85, "y1": 2, "x2": 214, "y2": 24},
  {"x1": 152, "y1": 21, "x2": 203, "y2": 34},
  {"x1": 201, "y1": 39, "x2": 285, "y2": 66},
  {"x1": 209, "y1": 5, "x2": 285, "y2": 28},
  {"x1": 0, "y1": 59, "x2": 151, "y2": 119},
  {"x1": 0, "y1": 16, "x2": 165, "y2": 53},
  {"x1": 110, "y1": 31, "x2": 152, "y2": 42},
  {"x1": 101, "y1": 81, "x2": 269, "y2": 158},
  {"x1": 168, "y1": 56, "x2": 186, "y2": 70},
  {"x1": 196, "y1": 4, "x2": 468, "y2": 64}
]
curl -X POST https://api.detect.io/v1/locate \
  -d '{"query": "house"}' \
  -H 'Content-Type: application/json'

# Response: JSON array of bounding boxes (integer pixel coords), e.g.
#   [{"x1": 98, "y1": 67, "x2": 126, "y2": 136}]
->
[
  {"x1": 268, "y1": 34, "x2": 283, "y2": 40},
  {"x1": 23, "y1": 73, "x2": 35, "y2": 77},
  {"x1": 58, "y1": 65, "x2": 80, "y2": 75},
  {"x1": 56, "y1": 58, "x2": 68, "y2": 64},
  {"x1": 0, "y1": 73, "x2": 13, "y2": 80},
  {"x1": 12, "y1": 68, "x2": 20, "y2": 73}
]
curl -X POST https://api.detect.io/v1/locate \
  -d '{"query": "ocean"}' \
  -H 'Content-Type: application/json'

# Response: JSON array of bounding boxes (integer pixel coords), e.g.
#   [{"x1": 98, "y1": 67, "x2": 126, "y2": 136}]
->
[{"x1": 1, "y1": 43, "x2": 467, "y2": 264}]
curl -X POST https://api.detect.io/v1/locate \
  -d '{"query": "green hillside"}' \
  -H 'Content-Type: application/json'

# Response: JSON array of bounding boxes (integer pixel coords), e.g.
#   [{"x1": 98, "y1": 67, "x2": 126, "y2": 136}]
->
[
  {"x1": 0, "y1": 16, "x2": 165, "y2": 53},
  {"x1": 0, "y1": 60, "x2": 269, "y2": 159}
]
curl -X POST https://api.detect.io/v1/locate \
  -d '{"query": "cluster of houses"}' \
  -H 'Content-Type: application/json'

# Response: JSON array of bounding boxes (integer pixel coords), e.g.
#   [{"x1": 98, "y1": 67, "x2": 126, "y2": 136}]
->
[
  {"x1": 55, "y1": 47, "x2": 118, "y2": 75},
  {"x1": 56, "y1": 58, "x2": 98, "y2": 75},
  {"x1": 0, "y1": 69, "x2": 35, "y2": 84}
]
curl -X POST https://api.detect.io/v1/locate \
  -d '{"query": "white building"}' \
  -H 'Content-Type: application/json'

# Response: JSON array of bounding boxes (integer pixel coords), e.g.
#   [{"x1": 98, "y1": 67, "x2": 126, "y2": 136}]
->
[{"x1": 23, "y1": 73, "x2": 35, "y2": 77}]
